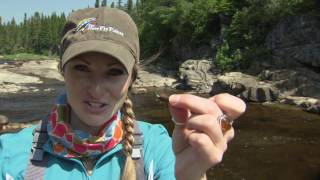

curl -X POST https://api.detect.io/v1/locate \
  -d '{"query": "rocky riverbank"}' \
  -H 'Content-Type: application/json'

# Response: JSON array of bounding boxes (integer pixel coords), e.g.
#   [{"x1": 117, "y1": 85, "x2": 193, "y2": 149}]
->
[
  {"x1": 1, "y1": 15, "x2": 319, "y2": 132},
  {"x1": 173, "y1": 15, "x2": 320, "y2": 114},
  {"x1": 0, "y1": 58, "x2": 319, "y2": 133}
]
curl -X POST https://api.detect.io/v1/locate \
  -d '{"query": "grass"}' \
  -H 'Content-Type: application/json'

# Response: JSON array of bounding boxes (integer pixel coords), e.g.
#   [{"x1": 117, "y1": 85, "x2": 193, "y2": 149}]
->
[{"x1": 0, "y1": 53, "x2": 58, "y2": 61}]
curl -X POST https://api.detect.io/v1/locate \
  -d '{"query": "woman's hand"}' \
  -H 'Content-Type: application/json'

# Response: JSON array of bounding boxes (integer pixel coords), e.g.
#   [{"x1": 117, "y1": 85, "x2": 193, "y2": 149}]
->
[{"x1": 168, "y1": 93, "x2": 246, "y2": 180}]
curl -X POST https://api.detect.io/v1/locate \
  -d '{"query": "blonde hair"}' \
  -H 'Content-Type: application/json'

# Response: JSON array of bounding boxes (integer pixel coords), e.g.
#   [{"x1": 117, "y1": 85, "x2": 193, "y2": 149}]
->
[
  {"x1": 121, "y1": 64, "x2": 138, "y2": 180},
  {"x1": 121, "y1": 96, "x2": 137, "y2": 180}
]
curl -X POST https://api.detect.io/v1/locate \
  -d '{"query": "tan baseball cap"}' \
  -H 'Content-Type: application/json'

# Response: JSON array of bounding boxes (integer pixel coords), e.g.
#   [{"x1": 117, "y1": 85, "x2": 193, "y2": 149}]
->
[{"x1": 60, "y1": 7, "x2": 139, "y2": 74}]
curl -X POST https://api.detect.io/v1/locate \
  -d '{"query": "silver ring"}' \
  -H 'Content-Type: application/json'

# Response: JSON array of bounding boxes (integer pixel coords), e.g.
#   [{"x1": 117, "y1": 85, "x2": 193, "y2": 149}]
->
[{"x1": 171, "y1": 117, "x2": 186, "y2": 126}]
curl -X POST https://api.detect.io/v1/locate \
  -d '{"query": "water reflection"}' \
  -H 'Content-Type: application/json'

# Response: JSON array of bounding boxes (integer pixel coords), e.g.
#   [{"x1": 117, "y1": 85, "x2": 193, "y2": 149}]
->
[
  {"x1": 132, "y1": 90, "x2": 320, "y2": 180},
  {"x1": 1, "y1": 88, "x2": 320, "y2": 180}
]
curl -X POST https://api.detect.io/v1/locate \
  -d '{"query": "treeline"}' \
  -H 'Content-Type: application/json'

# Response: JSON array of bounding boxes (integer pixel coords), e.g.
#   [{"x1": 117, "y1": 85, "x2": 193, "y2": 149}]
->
[
  {"x1": 0, "y1": 13, "x2": 66, "y2": 55},
  {"x1": 0, "y1": 0, "x2": 318, "y2": 70},
  {"x1": 0, "y1": 0, "x2": 134, "y2": 55}
]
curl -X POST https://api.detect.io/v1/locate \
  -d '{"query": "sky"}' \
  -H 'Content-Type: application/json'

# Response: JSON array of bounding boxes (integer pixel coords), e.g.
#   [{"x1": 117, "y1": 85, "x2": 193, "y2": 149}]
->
[{"x1": 0, "y1": 0, "x2": 120, "y2": 24}]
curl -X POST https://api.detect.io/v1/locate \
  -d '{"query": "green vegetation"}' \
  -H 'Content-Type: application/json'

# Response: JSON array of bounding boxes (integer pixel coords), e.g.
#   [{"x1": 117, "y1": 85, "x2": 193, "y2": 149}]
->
[
  {"x1": 0, "y1": 12, "x2": 65, "y2": 55},
  {"x1": 0, "y1": 0, "x2": 318, "y2": 70},
  {"x1": 0, "y1": 53, "x2": 56, "y2": 61}
]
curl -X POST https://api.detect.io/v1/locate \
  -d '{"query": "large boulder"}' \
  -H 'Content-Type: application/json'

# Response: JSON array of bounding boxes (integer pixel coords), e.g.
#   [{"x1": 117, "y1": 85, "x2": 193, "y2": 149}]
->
[
  {"x1": 0, "y1": 69, "x2": 42, "y2": 94},
  {"x1": 212, "y1": 72, "x2": 279, "y2": 102},
  {"x1": 280, "y1": 96, "x2": 320, "y2": 114},
  {"x1": 14, "y1": 60, "x2": 64, "y2": 81},
  {"x1": 266, "y1": 16, "x2": 320, "y2": 68},
  {"x1": 133, "y1": 70, "x2": 176, "y2": 88},
  {"x1": 178, "y1": 59, "x2": 218, "y2": 93},
  {"x1": 260, "y1": 68, "x2": 320, "y2": 98}
]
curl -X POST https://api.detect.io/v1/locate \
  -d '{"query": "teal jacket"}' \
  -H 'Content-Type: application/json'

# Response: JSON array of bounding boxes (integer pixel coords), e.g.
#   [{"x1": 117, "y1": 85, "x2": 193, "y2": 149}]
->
[{"x1": 0, "y1": 121, "x2": 175, "y2": 180}]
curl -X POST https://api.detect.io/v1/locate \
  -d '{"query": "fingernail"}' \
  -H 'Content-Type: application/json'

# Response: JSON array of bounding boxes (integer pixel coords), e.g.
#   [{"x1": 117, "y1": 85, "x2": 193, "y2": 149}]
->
[{"x1": 169, "y1": 94, "x2": 180, "y2": 105}]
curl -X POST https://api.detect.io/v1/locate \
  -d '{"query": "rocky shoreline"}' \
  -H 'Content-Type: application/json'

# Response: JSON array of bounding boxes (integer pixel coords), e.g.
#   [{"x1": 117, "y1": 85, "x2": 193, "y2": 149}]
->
[
  {"x1": 1, "y1": 15, "x2": 320, "y2": 132},
  {"x1": 0, "y1": 58, "x2": 319, "y2": 133}
]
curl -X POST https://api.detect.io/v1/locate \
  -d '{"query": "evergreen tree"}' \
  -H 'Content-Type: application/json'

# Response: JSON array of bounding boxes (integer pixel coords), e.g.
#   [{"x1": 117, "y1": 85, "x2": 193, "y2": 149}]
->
[
  {"x1": 127, "y1": 0, "x2": 133, "y2": 12},
  {"x1": 101, "y1": 0, "x2": 107, "y2": 7},
  {"x1": 95, "y1": 0, "x2": 100, "y2": 8},
  {"x1": 111, "y1": 2, "x2": 115, "y2": 8},
  {"x1": 0, "y1": 17, "x2": 4, "y2": 53},
  {"x1": 117, "y1": 0, "x2": 122, "y2": 9},
  {"x1": 21, "y1": 13, "x2": 28, "y2": 51}
]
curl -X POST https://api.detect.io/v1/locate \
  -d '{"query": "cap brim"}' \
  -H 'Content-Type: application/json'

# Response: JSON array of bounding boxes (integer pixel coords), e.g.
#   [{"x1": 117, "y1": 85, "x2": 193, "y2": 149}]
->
[{"x1": 61, "y1": 40, "x2": 135, "y2": 73}]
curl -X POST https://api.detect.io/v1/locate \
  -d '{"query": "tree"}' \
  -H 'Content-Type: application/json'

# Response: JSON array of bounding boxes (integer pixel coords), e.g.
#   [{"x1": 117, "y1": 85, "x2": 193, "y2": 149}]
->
[
  {"x1": 101, "y1": 0, "x2": 107, "y2": 7},
  {"x1": 95, "y1": 0, "x2": 100, "y2": 8},
  {"x1": 111, "y1": 2, "x2": 115, "y2": 8},
  {"x1": 117, "y1": 0, "x2": 122, "y2": 9},
  {"x1": 127, "y1": 0, "x2": 133, "y2": 12}
]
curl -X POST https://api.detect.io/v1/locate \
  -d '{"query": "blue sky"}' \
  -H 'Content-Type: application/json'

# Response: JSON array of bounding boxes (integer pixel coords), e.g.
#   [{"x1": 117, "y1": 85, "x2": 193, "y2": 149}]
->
[{"x1": 0, "y1": 0, "x2": 124, "y2": 24}]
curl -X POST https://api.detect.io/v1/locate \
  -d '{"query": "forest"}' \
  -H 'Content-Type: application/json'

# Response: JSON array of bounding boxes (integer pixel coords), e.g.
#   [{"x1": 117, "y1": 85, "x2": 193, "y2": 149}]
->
[{"x1": 0, "y1": 0, "x2": 318, "y2": 70}]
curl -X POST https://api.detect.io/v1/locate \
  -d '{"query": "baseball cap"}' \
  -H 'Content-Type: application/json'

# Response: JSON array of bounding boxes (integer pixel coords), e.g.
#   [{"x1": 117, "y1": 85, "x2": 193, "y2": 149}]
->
[{"x1": 60, "y1": 7, "x2": 139, "y2": 74}]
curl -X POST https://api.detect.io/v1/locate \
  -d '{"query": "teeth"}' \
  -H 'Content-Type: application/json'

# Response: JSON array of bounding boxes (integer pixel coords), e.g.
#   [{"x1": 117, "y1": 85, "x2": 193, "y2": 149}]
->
[{"x1": 88, "y1": 102, "x2": 105, "y2": 108}]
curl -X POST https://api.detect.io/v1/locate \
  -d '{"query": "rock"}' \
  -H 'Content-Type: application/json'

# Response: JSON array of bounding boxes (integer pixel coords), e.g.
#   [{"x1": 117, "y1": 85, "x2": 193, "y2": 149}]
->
[
  {"x1": 0, "y1": 70, "x2": 42, "y2": 84},
  {"x1": 133, "y1": 70, "x2": 176, "y2": 88},
  {"x1": 0, "y1": 115, "x2": 9, "y2": 131},
  {"x1": 1, "y1": 121, "x2": 37, "y2": 133},
  {"x1": 280, "y1": 96, "x2": 320, "y2": 113},
  {"x1": 0, "y1": 115, "x2": 9, "y2": 125},
  {"x1": 131, "y1": 87, "x2": 148, "y2": 94},
  {"x1": 307, "y1": 100, "x2": 320, "y2": 114},
  {"x1": 241, "y1": 86, "x2": 279, "y2": 102},
  {"x1": 0, "y1": 60, "x2": 64, "y2": 94},
  {"x1": 179, "y1": 59, "x2": 218, "y2": 93},
  {"x1": 0, "y1": 69, "x2": 43, "y2": 94},
  {"x1": 15, "y1": 60, "x2": 63, "y2": 81},
  {"x1": 212, "y1": 72, "x2": 279, "y2": 102},
  {"x1": 0, "y1": 83, "x2": 39, "y2": 94},
  {"x1": 266, "y1": 16, "x2": 320, "y2": 68},
  {"x1": 259, "y1": 68, "x2": 320, "y2": 99}
]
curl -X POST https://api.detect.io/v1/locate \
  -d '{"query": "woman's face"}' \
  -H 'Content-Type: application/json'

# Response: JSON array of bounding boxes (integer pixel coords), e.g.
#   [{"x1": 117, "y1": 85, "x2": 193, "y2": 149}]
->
[{"x1": 63, "y1": 52, "x2": 132, "y2": 129}]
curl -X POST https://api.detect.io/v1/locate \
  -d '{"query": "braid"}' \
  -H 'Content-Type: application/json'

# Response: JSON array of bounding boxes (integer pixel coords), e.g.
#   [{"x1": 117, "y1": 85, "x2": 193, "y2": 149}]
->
[
  {"x1": 122, "y1": 96, "x2": 135, "y2": 156},
  {"x1": 121, "y1": 96, "x2": 136, "y2": 180}
]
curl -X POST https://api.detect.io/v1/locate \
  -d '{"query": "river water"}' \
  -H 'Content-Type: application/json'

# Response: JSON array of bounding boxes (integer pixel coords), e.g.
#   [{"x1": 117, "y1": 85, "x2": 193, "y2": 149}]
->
[{"x1": 1, "y1": 86, "x2": 319, "y2": 180}]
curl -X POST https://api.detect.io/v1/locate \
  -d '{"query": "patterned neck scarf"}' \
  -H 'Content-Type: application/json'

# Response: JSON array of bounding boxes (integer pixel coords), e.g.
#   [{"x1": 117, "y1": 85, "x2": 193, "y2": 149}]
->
[{"x1": 47, "y1": 104, "x2": 123, "y2": 158}]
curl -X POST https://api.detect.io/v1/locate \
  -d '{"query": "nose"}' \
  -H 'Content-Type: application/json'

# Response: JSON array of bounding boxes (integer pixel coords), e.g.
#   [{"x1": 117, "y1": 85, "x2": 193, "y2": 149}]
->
[{"x1": 87, "y1": 77, "x2": 106, "y2": 99}]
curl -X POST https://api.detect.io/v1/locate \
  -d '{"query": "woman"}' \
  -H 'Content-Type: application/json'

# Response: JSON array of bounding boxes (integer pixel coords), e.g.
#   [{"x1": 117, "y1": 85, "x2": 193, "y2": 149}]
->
[{"x1": 0, "y1": 7, "x2": 246, "y2": 180}]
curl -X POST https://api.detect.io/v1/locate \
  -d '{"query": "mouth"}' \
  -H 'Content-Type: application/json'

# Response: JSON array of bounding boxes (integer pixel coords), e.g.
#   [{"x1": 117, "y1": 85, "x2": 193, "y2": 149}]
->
[
  {"x1": 84, "y1": 101, "x2": 108, "y2": 114},
  {"x1": 85, "y1": 101, "x2": 107, "y2": 108}
]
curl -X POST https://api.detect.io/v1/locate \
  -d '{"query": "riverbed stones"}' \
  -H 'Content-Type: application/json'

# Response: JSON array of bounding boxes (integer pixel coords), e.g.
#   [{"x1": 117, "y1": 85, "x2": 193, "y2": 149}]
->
[
  {"x1": 212, "y1": 72, "x2": 279, "y2": 102},
  {"x1": 0, "y1": 115, "x2": 9, "y2": 130},
  {"x1": 131, "y1": 87, "x2": 148, "y2": 94},
  {"x1": 259, "y1": 68, "x2": 320, "y2": 99},
  {"x1": 0, "y1": 69, "x2": 43, "y2": 93},
  {"x1": 178, "y1": 59, "x2": 218, "y2": 93},
  {"x1": 280, "y1": 96, "x2": 320, "y2": 114},
  {"x1": 15, "y1": 60, "x2": 63, "y2": 81},
  {"x1": 241, "y1": 86, "x2": 278, "y2": 102},
  {"x1": 133, "y1": 70, "x2": 176, "y2": 88},
  {"x1": 0, "y1": 69, "x2": 42, "y2": 84}
]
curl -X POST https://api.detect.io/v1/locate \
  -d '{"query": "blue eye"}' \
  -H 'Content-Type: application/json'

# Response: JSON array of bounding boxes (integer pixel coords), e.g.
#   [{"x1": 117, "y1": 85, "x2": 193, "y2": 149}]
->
[
  {"x1": 106, "y1": 68, "x2": 125, "y2": 76},
  {"x1": 74, "y1": 64, "x2": 89, "y2": 72}
]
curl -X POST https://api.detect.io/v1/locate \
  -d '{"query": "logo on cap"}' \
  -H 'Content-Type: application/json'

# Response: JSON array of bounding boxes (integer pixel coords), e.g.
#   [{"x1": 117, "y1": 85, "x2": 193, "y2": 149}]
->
[{"x1": 76, "y1": 17, "x2": 124, "y2": 37}]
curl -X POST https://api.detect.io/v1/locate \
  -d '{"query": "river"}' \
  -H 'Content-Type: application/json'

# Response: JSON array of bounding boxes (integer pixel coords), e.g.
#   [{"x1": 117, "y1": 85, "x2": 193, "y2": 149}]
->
[{"x1": 0, "y1": 86, "x2": 320, "y2": 180}]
